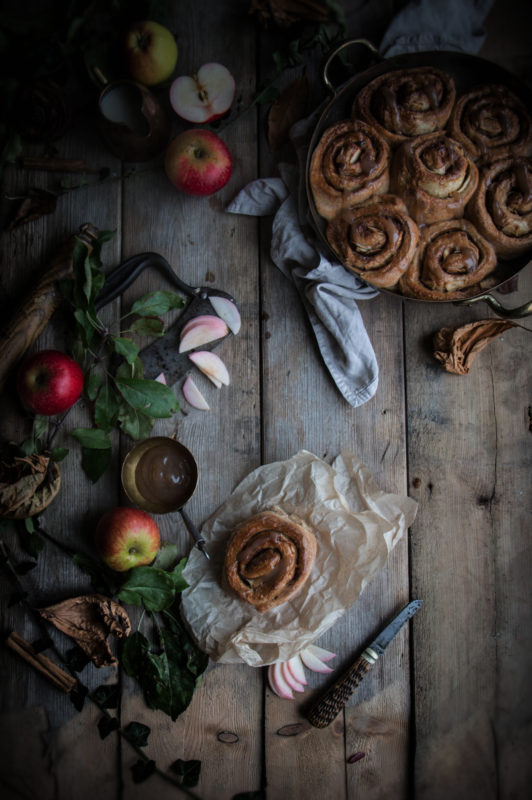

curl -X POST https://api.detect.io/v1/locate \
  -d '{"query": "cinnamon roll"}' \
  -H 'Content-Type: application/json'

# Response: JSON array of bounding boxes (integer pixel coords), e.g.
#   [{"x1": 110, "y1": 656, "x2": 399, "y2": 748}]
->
[
  {"x1": 399, "y1": 219, "x2": 497, "y2": 301},
  {"x1": 391, "y1": 132, "x2": 478, "y2": 224},
  {"x1": 223, "y1": 511, "x2": 317, "y2": 613},
  {"x1": 309, "y1": 119, "x2": 391, "y2": 220},
  {"x1": 326, "y1": 194, "x2": 419, "y2": 288},
  {"x1": 353, "y1": 66, "x2": 456, "y2": 148},
  {"x1": 466, "y1": 155, "x2": 532, "y2": 259},
  {"x1": 448, "y1": 84, "x2": 532, "y2": 162}
]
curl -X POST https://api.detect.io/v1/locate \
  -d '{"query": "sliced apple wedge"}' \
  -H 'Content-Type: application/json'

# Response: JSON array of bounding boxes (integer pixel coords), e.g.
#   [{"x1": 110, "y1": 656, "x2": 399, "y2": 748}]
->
[
  {"x1": 189, "y1": 350, "x2": 229, "y2": 388},
  {"x1": 281, "y1": 661, "x2": 305, "y2": 693},
  {"x1": 286, "y1": 654, "x2": 307, "y2": 685},
  {"x1": 182, "y1": 376, "x2": 210, "y2": 410},
  {"x1": 268, "y1": 662, "x2": 294, "y2": 700},
  {"x1": 178, "y1": 315, "x2": 228, "y2": 353},
  {"x1": 208, "y1": 295, "x2": 241, "y2": 335},
  {"x1": 170, "y1": 63, "x2": 236, "y2": 123},
  {"x1": 300, "y1": 648, "x2": 334, "y2": 674},
  {"x1": 305, "y1": 644, "x2": 337, "y2": 663}
]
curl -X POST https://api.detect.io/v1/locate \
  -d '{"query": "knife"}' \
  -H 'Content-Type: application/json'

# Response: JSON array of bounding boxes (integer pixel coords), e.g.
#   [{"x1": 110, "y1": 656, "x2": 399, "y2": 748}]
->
[
  {"x1": 305, "y1": 599, "x2": 422, "y2": 728},
  {"x1": 95, "y1": 252, "x2": 237, "y2": 385}
]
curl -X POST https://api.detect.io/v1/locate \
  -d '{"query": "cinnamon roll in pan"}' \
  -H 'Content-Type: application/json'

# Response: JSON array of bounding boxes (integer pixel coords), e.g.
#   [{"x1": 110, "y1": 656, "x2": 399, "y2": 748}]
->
[
  {"x1": 309, "y1": 119, "x2": 391, "y2": 220},
  {"x1": 223, "y1": 511, "x2": 317, "y2": 613},
  {"x1": 467, "y1": 156, "x2": 532, "y2": 259},
  {"x1": 326, "y1": 195, "x2": 419, "y2": 288},
  {"x1": 391, "y1": 132, "x2": 478, "y2": 224},
  {"x1": 448, "y1": 84, "x2": 532, "y2": 162},
  {"x1": 399, "y1": 219, "x2": 497, "y2": 301},
  {"x1": 353, "y1": 66, "x2": 456, "y2": 148}
]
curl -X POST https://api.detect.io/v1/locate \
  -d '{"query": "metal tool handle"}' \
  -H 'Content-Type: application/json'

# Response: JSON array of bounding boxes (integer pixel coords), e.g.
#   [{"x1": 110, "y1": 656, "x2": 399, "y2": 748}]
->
[
  {"x1": 95, "y1": 252, "x2": 198, "y2": 310},
  {"x1": 322, "y1": 38, "x2": 382, "y2": 95},
  {"x1": 306, "y1": 647, "x2": 379, "y2": 728},
  {"x1": 456, "y1": 291, "x2": 532, "y2": 318},
  {"x1": 178, "y1": 507, "x2": 210, "y2": 559}
]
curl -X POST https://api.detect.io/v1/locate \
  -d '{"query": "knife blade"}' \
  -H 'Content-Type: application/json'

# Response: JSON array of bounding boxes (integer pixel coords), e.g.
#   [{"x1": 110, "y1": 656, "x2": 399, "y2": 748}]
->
[
  {"x1": 306, "y1": 599, "x2": 422, "y2": 728},
  {"x1": 95, "y1": 252, "x2": 237, "y2": 385}
]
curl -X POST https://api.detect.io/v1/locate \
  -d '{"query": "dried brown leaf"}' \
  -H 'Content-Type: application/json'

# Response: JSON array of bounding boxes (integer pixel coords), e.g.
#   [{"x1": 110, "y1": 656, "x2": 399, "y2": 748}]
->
[
  {"x1": 9, "y1": 188, "x2": 58, "y2": 230},
  {"x1": 39, "y1": 595, "x2": 131, "y2": 668},
  {"x1": 433, "y1": 319, "x2": 518, "y2": 375},
  {"x1": 0, "y1": 454, "x2": 61, "y2": 518},
  {"x1": 267, "y1": 73, "x2": 309, "y2": 151},
  {"x1": 249, "y1": 0, "x2": 331, "y2": 28}
]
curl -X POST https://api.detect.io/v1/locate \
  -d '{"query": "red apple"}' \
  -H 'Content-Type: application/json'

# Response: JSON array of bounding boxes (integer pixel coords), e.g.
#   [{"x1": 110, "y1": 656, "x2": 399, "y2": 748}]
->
[
  {"x1": 16, "y1": 349, "x2": 84, "y2": 416},
  {"x1": 124, "y1": 20, "x2": 178, "y2": 86},
  {"x1": 164, "y1": 129, "x2": 233, "y2": 196},
  {"x1": 169, "y1": 63, "x2": 236, "y2": 123},
  {"x1": 95, "y1": 507, "x2": 161, "y2": 572}
]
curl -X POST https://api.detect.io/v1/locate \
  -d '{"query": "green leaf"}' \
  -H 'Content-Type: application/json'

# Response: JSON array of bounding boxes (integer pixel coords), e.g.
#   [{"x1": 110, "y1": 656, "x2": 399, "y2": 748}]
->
[
  {"x1": 131, "y1": 759, "x2": 156, "y2": 783},
  {"x1": 117, "y1": 405, "x2": 154, "y2": 441},
  {"x1": 98, "y1": 715, "x2": 119, "y2": 739},
  {"x1": 114, "y1": 378, "x2": 178, "y2": 418},
  {"x1": 152, "y1": 543, "x2": 180, "y2": 571},
  {"x1": 94, "y1": 383, "x2": 120, "y2": 432},
  {"x1": 129, "y1": 317, "x2": 165, "y2": 337},
  {"x1": 92, "y1": 684, "x2": 119, "y2": 708},
  {"x1": 170, "y1": 557, "x2": 188, "y2": 594},
  {"x1": 117, "y1": 566, "x2": 177, "y2": 612},
  {"x1": 73, "y1": 552, "x2": 114, "y2": 595},
  {"x1": 124, "y1": 721, "x2": 151, "y2": 748},
  {"x1": 170, "y1": 759, "x2": 201, "y2": 787},
  {"x1": 86, "y1": 371, "x2": 104, "y2": 402},
  {"x1": 113, "y1": 337, "x2": 139, "y2": 365},
  {"x1": 17, "y1": 520, "x2": 44, "y2": 559},
  {"x1": 80, "y1": 446, "x2": 112, "y2": 483},
  {"x1": 130, "y1": 290, "x2": 184, "y2": 317},
  {"x1": 71, "y1": 427, "x2": 111, "y2": 449},
  {"x1": 116, "y1": 357, "x2": 144, "y2": 381},
  {"x1": 50, "y1": 447, "x2": 69, "y2": 462},
  {"x1": 33, "y1": 415, "x2": 49, "y2": 443},
  {"x1": 122, "y1": 631, "x2": 151, "y2": 677}
]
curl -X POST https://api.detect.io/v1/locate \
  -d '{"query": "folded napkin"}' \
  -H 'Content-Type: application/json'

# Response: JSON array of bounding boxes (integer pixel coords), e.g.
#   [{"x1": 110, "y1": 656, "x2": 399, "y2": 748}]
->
[{"x1": 226, "y1": 0, "x2": 495, "y2": 407}]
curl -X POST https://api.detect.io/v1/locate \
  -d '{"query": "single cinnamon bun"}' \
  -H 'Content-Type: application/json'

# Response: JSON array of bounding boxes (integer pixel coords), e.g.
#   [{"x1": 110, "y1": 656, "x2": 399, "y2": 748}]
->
[
  {"x1": 466, "y1": 155, "x2": 532, "y2": 259},
  {"x1": 223, "y1": 510, "x2": 317, "y2": 613},
  {"x1": 448, "y1": 84, "x2": 532, "y2": 162},
  {"x1": 391, "y1": 132, "x2": 478, "y2": 224},
  {"x1": 399, "y1": 219, "x2": 497, "y2": 301},
  {"x1": 309, "y1": 119, "x2": 391, "y2": 220},
  {"x1": 326, "y1": 194, "x2": 419, "y2": 288},
  {"x1": 353, "y1": 66, "x2": 456, "y2": 148}
]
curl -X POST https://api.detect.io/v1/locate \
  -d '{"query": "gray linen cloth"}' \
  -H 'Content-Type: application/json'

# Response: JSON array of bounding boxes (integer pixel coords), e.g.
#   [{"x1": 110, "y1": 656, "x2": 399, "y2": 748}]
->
[{"x1": 226, "y1": 0, "x2": 495, "y2": 407}]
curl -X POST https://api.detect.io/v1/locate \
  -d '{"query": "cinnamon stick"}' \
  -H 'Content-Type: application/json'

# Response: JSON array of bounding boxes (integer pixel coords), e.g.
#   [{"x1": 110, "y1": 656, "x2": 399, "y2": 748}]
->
[
  {"x1": 18, "y1": 156, "x2": 99, "y2": 174},
  {"x1": 6, "y1": 631, "x2": 77, "y2": 694}
]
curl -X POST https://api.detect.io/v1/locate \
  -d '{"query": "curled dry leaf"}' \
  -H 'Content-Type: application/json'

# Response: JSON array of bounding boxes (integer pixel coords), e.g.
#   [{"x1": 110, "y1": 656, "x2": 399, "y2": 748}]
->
[
  {"x1": 267, "y1": 73, "x2": 308, "y2": 151},
  {"x1": 433, "y1": 319, "x2": 518, "y2": 375},
  {"x1": 0, "y1": 453, "x2": 61, "y2": 519},
  {"x1": 249, "y1": 0, "x2": 331, "y2": 28},
  {"x1": 39, "y1": 595, "x2": 131, "y2": 667},
  {"x1": 9, "y1": 188, "x2": 58, "y2": 230}
]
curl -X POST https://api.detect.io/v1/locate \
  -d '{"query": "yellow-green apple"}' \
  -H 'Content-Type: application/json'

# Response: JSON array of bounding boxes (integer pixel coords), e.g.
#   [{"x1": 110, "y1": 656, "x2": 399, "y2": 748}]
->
[
  {"x1": 164, "y1": 129, "x2": 233, "y2": 196},
  {"x1": 95, "y1": 507, "x2": 160, "y2": 572},
  {"x1": 123, "y1": 20, "x2": 178, "y2": 86},
  {"x1": 16, "y1": 349, "x2": 84, "y2": 416},
  {"x1": 169, "y1": 62, "x2": 235, "y2": 123}
]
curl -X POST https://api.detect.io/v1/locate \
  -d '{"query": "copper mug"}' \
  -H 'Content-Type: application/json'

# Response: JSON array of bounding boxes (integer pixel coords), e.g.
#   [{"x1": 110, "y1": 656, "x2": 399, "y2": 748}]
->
[{"x1": 98, "y1": 79, "x2": 169, "y2": 162}]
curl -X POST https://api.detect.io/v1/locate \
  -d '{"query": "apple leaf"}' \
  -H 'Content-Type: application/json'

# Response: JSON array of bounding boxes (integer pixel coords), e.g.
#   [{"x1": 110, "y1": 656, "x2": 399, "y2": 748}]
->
[
  {"x1": 129, "y1": 290, "x2": 185, "y2": 317},
  {"x1": 170, "y1": 759, "x2": 201, "y2": 788},
  {"x1": 70, "y1": 428, "x2": 112, "y2": 449},
  {"x1": 113, "y1": 337, "x2": 139, "y2": 365},
  {"x1": 114, "y1": 377, "x2": 179, "y2": 418},
  {"x1": 117, "y1": 566, "x2": 177, "y2": 612},
  {"x1": 94, "y1": 383, "x2": 120, "y2": 432},
  {"x1": 131, "y1": 759, "x2": 156, "y2": 784},
  {"x1": 124, "y1": 721, "x2": 151, "y2": 748},
  {"x1": 117, "y1": 405, "x2": 154, "y2": 441},
  {"x1": 81, "y1": 447, "x2": 112, "y2": 484},
  {"x1": 129, "y1": 317, "x2": 165, "y2": 337}
]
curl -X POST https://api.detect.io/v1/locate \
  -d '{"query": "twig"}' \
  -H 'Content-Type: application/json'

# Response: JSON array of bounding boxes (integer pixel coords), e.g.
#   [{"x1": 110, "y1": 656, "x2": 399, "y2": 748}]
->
[{"x1": 18, "y1": 157, "x2": 100, "y2": 174}]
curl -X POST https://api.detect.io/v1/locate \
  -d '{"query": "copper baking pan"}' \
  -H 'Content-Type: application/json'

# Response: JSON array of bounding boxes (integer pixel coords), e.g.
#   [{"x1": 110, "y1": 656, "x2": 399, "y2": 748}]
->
[{"x1": 305, "y1": 40, "x2": 532, "y2": 317}]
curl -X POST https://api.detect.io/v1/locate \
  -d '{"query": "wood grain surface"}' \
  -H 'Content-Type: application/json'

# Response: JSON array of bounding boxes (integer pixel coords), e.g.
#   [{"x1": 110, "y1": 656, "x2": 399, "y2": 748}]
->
[{"x1": 1, "y1": 1, "x2": 531, "y2": 799}]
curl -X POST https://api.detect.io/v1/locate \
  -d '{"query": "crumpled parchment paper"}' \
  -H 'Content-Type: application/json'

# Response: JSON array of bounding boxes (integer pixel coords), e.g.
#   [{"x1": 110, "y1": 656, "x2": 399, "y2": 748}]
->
[{"x1": 181, "y1": 450, "x2": 417, "y2": 666}]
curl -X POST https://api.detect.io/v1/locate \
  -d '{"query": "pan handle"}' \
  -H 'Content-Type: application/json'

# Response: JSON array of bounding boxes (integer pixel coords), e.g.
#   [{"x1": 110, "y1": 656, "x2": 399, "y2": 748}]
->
[
  {"x1": 456, "y1": 292, "x2": 532, "y2": 318},
  {"x1": 322, "y1": 39, "x2": 382, "y2": 95}
]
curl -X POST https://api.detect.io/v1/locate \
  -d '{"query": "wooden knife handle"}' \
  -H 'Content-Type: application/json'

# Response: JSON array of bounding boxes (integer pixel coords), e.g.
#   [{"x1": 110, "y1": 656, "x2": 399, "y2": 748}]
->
[
  {"x1": 0, "y1": 223, "x2": 99, "y2": 392},
  {"x1": 306, "y1": 647, "x2": 379, "y2": 729}
]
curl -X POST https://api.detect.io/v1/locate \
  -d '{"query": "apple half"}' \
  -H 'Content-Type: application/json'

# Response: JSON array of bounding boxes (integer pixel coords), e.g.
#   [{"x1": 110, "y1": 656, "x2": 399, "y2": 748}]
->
[{"x1": 170, "y1": 63, "x2": 236, "y2": 123}]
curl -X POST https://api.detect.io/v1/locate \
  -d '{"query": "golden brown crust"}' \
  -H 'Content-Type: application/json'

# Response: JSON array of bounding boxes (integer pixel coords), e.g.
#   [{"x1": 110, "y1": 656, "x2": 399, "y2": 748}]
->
[
  {"x1": 325, "y1": 194, "x2": 419, "y2": 288},
  {"x1": 309, "y1": 119, "x2": 391, "y2": 220},
  {"x1": 353, "y1": 66, "x2": 456, "y2": 149},
  {"x1": 391, "y1": 132, "x2": 478, "y2": 224},
  {"x1": 448, "y1": 84, "x2": 532, "y2": 162},
  {"x1": 466, "y1": 155, "x2": 532, "y2": 259},
  {"x1": 399, "y1": 219, "x2": 497, "y2": 300},
  {"x1": 223, "y1": 511, "x2": 317, "y2": 612}
]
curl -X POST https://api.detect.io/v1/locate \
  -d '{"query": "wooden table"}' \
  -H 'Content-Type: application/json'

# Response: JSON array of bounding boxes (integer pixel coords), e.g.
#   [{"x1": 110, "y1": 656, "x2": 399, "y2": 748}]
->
[{"x1": 1, "y1": 1, "x2": 531, "y2": 798}]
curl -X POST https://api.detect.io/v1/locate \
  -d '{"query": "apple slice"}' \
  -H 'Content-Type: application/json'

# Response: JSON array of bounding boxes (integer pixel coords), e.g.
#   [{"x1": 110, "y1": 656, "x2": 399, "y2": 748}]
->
[
  {"x1": 170, "y1": 63, "x2": 236, "y2": 123},
  {"x1": 286, "y1": 654, "x2": 307, "y2": 686},
  {"x1": 179, "y1": 316, "x2": 228, "y2": 352},
  {"x1": 182, "y1": 376, "x2": 210, "y2": 410},
  {"x1": 189, "y1": 351, "x2": 229, "y2": 388},
  {"x1": 300, "y1": 648, "x2": 334, "y2": 674},
  {"x1": 208, "y1": 296, "x2": 241, "y2": 335},
  {"x1": 267, "y1": 663, "x2": 294, "y2": 700},
  {"x1": 305, "y1": 644, "x2": 337, "y2": 663},
  {"x1": 154, "y1": 371, "x2": 167, "y2": 384},
  {"x1": 281, "y1": 661, "x2": 305, "y2": 693}
]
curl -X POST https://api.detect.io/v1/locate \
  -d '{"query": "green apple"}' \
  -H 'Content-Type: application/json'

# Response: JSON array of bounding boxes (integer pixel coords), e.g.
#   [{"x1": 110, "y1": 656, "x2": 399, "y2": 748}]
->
[
  {"x1": 95, "y1": 506, "x2": 161, "y2": 572},
  {"x1": 124, "y1": 20, "x2": 178, "y2": 86}
]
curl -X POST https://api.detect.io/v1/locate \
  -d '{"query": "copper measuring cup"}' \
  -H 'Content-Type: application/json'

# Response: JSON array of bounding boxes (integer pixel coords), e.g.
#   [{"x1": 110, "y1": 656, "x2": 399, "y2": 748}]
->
[{"x1": 121, "y1": 436, "x2": 209, "y2": 558}]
